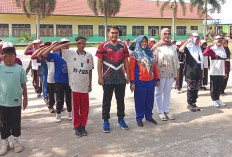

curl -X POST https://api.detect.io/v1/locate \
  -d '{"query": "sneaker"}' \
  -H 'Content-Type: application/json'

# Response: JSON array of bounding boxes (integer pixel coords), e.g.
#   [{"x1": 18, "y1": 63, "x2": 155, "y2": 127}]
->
[
  {"x1": 67, "y1": 112, "x2": 72, "y2": 121},
  {"x1": 192, "y1": 103, "x2": 201, "y2": 111},
  {"x1": 117, "y1": 119, "x2": 129, "y2": 130},
  {"x1": 49, "y1": 108, "x2": 56, "y2": 113},
  {"x1": 0, "y1": 144, "x2": 10, "y2": 156},
  {"x1": 216, "y1": 100, "x2": 226, "y2": 107},
  {"x1": 137, "y1": 121, "x2": 143, "y2": 127},
  {"x1": 147, "y1": 118, "x2": 158, "y2": 124},
  {"x1": 81, "y1": 126, "x2": 88, "y2": 136},
  {"x1": 56, "y1": 114, "x2": 61, "y2": 123},
  {"x1": 37, "y1": 93, "x2": 41, "y2": 98},
  {"x1": 12, "y1": 141, "x2": 23, "y2": 153},
  {"x1": 174, "y1": 89, "x2": 181, "y2": 94},
  {"x1": 103, "y1": 121, "x2": 110, "y2": 133},
  {"x1": 75, "y1": 126, "x2": 82, "y2": 137},
  {"x1": 187, "y1": 104, "x2": 197, "y2": 112},
  {"x1": 179, "y1": 89, "x2": 184, "y2": 93},
  {"x1": 212, "y1": 101, "x2": 220, "y2": 107}
]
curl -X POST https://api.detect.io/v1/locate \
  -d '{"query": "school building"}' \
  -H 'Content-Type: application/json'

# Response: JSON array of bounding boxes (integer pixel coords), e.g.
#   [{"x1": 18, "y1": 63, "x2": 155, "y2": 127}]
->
[{"x1": 0, "y1": 0, "x2": 212, "y2": 44}]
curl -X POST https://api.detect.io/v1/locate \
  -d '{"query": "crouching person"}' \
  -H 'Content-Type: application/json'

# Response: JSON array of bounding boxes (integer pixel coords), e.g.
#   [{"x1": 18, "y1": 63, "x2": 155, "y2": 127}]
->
[{"x1": 0, "y1": 42, "x2": 28, "y2": 155}]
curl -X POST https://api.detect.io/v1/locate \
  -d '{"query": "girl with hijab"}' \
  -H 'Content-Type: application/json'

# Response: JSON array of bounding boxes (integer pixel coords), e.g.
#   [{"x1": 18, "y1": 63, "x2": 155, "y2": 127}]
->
[
  {"x1": 221, "y1": 39, "x2": 231, "y2": 96},
  {"x1": 152, "y1": 28, "x2": 179, "y2": 121},
  {"x1": 129, "y1": 35, "x2": 160, "y2": 127},
  {"x1": 203, "y1": 36, "x2": 228, "y2": 107},
  {"x1": 179, "y1": 33, "x2": 204, "y2": 112}
]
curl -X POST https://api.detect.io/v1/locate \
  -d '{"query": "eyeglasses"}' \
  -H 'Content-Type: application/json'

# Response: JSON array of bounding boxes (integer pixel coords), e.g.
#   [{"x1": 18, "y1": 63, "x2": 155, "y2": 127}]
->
[{"x1": 164, "y1": 33, "x2": 171, "y2": 36}]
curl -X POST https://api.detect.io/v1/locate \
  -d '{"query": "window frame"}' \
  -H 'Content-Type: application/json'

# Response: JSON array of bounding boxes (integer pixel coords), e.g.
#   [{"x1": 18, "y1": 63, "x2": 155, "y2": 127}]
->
[
  {"x1": 56, "y1": 24, "x2": 72, "y2": 37},
  {"x1": 78, "y1": 25, "x2": 93, "y2": 37},
  {"x1": 0, "y1": 24, "x2": 9, "y2": 37},
  {"x1": 12, "y1": 24, "x2": 31, "y2": 37},
  {"x1": 176, "y1": 26, "x2": 187, "y2": 36},
  {"x1": 40, "y1": 24, "x2": 54, "y2": 37},
  {"x1": 132, "y1": 26, "x2": 144, "y2": 36}
]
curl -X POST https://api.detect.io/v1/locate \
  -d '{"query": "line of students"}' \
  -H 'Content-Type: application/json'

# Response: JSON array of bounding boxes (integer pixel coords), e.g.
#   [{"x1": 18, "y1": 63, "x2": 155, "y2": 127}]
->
[{"x1": 0, "y1": 26, "x2": 231, "y2": 155}]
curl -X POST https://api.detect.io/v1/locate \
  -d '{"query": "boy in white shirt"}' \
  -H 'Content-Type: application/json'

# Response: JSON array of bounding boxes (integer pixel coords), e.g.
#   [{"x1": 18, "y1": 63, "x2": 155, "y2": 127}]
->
[{"x1": 56, "y1": 36, "x2": 94, "y2": 137}]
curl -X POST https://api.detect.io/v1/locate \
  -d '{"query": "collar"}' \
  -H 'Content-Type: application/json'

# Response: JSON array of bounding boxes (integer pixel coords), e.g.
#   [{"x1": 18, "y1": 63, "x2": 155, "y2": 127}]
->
[{"x1": 77, "y1": 50, "x2": 86, "y2": 56}]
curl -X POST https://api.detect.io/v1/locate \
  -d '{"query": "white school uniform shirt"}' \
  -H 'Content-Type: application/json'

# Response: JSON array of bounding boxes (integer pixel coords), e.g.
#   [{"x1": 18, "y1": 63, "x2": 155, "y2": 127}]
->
[
  {"x1": 61, "y1": 49, "x2": 94, "y2": 93},
  {"x1": 47, "y1": 61, "x2": 55, "y2": 83},
  {"x1": 31, "y1": 59, "x2": 38, "y2": 70}
]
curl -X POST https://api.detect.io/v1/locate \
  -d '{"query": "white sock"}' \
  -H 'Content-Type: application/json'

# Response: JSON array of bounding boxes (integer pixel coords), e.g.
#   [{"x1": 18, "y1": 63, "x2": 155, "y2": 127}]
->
[
  {"x1": 13, "y1": 136, "x2": 19, "y2": 142},
  {"x1": 2, "y1": 139, "x2": 9, "y2": 145}
]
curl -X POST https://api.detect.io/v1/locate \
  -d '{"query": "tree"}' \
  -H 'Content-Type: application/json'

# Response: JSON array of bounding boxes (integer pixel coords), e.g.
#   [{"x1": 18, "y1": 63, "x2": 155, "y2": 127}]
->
[
  {"x1": 13, "y1": 0, "x2": 56, "y2": 39},
  {"x1": 16, "y1": 32, "x2": 35, "y2": 45},
  {"x1": 190, "y1": 0, "x2": 225, "y2": 40},
  {"x1": 87, "y1": 0, "x2": 121, "y2": 41},
  {"x1": 156, "y1": 0, "x2": 186, "y2": 40}
]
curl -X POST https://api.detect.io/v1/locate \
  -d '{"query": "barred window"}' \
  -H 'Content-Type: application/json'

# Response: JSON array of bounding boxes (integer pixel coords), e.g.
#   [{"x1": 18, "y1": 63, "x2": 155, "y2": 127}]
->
[
  {"x1": 148, "y1": 26, "x2": 159, "y2": 36},
  {"x1": 191, "y1": 26, "x2": 198, "y2": 30},
  {"x1": 40, "y1": 24, "x2": 53, "y2": 37},
  {"x1": 176, "y1": 26, "x2": 186, "y2": 36},
  {"x1": 12, "y1": 24, "x2": 31, "y2": 37},
  {"x1": 0, "y1": 24, "x2": 9, "y2": 37},
  {"x1": 161, "y1": 26, "x2": 171, "y2": 30},
  {"x1": 56, "y1": 25, "x2": 72, "y2": 37},
  {"x1": 132, "y1": 26, "x2": 144, "y2": 36},
  {"x1": 78, "y1": 25, "x2": 93, "y2": 37},
  {"x1": 99, "y1": 25, "x2": 127, "y2": 37}
]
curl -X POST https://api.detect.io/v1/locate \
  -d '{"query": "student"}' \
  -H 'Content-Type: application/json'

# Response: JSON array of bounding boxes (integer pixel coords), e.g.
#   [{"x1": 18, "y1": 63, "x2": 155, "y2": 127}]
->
[
  {"x1": 124, "y1": 39, "x2": 130, "y2": 50},
  {"x1": 0, "y1": 42, "x2": 28, "y2": 156},
  {"x1": 148, "y1": 38, "x2": 156, "y2": 48},
  {"x1": 152, "y1": 28, "x2": 179, "y2": 120},
  {"x1": 129, "y1": 35, "x2": 160, "y2": 127},
  {"x1": 42, "y1": 38, "x2": 72, "y2": 122},
  {"x1": 96, "y1": 26, "x2": 130, "y2": 133},
  {"x1": 56, "y1": 36, "x2": 94, "y2": 137},
  {"x1": 203, "y1": 36, "x2": 227, "y2": 107},
  {"x1": 221, "y1": 39, "x2": 231, "y2": 95},
  {"x1": 175, "y1": 41, "x2": 185, "y2": 94},
  {"x1": 199, "y1": 40, "x2": 210, "y2": 90},
  {"x1": 179, "y1": 33, "x2": 204, "y2": 112}
]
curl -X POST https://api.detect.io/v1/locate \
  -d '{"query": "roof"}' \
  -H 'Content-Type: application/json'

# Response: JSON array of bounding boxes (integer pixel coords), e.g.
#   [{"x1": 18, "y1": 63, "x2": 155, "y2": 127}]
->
[{"x1": 0, "y1": 0, "x2": 212, "y2": 20}]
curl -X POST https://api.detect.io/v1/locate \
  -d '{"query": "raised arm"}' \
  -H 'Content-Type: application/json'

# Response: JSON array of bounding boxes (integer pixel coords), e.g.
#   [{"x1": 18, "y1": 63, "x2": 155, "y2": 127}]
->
[
  {"x1": 42, "y1": 43, "x2": 60, "y2": 57},
  {"x1": 179, "y1": 38, "x2": 192, "y2": 52},
  {"x1": 31, "y1": 46, "x2": 47, "y2": 59},
  {"x1": 52, "y1": 42, "x2": 77, "y2": 52},
  {"x1": 24, "y1": 43, "x2": 34, "y2": 55}
]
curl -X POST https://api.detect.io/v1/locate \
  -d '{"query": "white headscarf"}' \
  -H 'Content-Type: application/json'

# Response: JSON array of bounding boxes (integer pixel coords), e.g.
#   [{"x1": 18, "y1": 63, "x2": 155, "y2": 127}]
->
[
  {"x1": 211, "y1": 36, "x2": 227, "y2": 58},
  {"x1": 186, "y1": 33, "x2": 204, "y2": 69}
]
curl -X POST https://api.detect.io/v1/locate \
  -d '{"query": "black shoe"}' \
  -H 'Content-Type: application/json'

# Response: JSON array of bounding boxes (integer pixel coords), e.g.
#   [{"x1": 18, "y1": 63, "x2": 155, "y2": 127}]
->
[
  {"x1": 192, "y1": 103, "x2": 201, "y2": 111},
  {"x1": 137, "y1": 121, "x2": 143, "y2": 127},
  {"x1": 147, "y1": 118, "x2": 158, "y2": 125},
  {"x1": 49, "y1": 108, "x2": 56, "y2": 113},
  {"x1": 187, "y1": 104, "x2": 197, "y2": 112},
  {"x1": 81, "y1": 126, "x2": 88, "y2": 136},
  {"x1": 37, "y1": 93, "x2": 41, "y2": 98},
  {"x1": 75, "y1": 126, "x2": 82, "y2": 137}
]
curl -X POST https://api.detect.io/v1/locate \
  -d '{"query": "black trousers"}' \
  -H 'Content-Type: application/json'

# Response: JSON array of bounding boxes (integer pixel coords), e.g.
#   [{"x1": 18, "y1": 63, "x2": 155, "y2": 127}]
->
[
  {"x1": 26, "y1": 61, "x2": 31, "y2": 75},
  {"x1": 0, "y1": 106, "x2": 21, "y2": 140},
  {"x1": 47, "y1": 83, "x2": 55, "y2": 109},
  {"x1": 55, "y1": 82, "x2": 72, "y2": 114},
  {"x1": 202, "y1": 68, "x2": 208, "y2": 86},
  {"x1": 221, "y1": 72, "x2": 230, "y2": 94},
  {"x1": 210, "y1": 76, "x2": 224, "y2": 101},
  {"x1": 175, "y1": 64, "x2": 184, "y2": 90},
  {"x1": 34, "y1": 70, "x2": 42, "y2": 94},
  {"x1": 102, "y1": 84, "x2": 126, "y2": 121}
]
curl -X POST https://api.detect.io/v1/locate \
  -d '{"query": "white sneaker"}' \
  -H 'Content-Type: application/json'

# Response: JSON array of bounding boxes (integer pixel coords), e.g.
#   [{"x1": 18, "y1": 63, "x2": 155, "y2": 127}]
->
[
  {"x1": 174, "y1": 89, "x2": 180, "y2": 94},
  {"x1": 56, "y1": 114, "x2": 61, "y2": 123},
  {"x1": 216, "y1": 100, "x2": 226, "y2": 107},
  {"x1": 0, "y1": 144, "x2": 10, "y2": 156},
  {"x1": 67, "y1": 112, "x2": 72, "y2": 121},
  {"x1": 212, "y1": 101, "x2": 220, "y2": 107}
]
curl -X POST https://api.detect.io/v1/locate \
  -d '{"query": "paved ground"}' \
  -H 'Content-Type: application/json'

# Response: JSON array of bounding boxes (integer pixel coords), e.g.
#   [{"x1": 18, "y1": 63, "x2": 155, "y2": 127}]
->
[{"x1": 2, "y1": 48, "x2": 232, "y2": 157}]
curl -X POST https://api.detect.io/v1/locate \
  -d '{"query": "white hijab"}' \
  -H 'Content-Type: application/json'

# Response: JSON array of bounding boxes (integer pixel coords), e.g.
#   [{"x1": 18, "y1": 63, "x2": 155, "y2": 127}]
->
[
  {"x1": 186, "y1": 36, "x2": 204, "y2": 69},
  {"x1": 211, "y1": 39, "x2": 227, "y2": 58}
]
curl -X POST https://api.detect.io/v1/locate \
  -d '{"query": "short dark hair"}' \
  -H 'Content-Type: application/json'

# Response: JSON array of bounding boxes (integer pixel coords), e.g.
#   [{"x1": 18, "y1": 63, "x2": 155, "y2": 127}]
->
[
  {"x1": 2, "y1": 47, "x2": 16, "y2": 55},
  {"x1": 75, "y1": 36, "x2": 87, "y2": 42},
  {"x1": 108, "y1": 26, "x2": 119, "y2": 32},
  {"x1": 0, "y1": 39, "x2": 2, "y2": 42}
]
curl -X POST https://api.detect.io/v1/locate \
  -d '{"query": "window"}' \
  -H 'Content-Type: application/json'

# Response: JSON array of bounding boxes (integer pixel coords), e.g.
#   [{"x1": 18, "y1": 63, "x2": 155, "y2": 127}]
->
[
  {"x1": 0, "y1": 24, "x2": 9, "y2": 37},
  {"x1": 78, "y1": 25, "x2": 93, "y2": 37},
  {"x1": 176, "y1": 26, "x2": 187, "y2": 36},
  {"x1": 132, "y1": 26, "x2": 144, "y2": 36},
  {"x1": 12, "y1": 24, "x2": 31, "y2": 37},
  {"x1": 40, "y1": 24, "x2": 53, "y2": 37},
  {"x1": 191, "y1": 26, "x2": 198, "y2": 30},
  {"x1": 148, "y1": 26, "x2": 159, "y2": 36},
  {"x1": 161, "y1": 26, "x2": 171, "y2": 30},
  {"x1": 56, "y1": 25, "x2": 72, "y2": 37},
  {"x1": 99, "y1": 25, "x2": 127, "y2": 37}
]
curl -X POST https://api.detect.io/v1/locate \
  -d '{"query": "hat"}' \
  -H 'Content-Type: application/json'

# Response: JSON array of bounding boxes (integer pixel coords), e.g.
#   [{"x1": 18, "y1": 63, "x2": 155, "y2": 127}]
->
[
  {"x1": 190, "y1": 32, "x2": 200, "y2": 38},
  {"x1": 214, "y1": 36, "x2": 225, "y2": 41},
  {"x1": 125, "y1": 39, "x2": 130, "y2": 42},
  {"x1": 117, "y1": 39, "x2": 121, "y2": 42},
  {"x1": 176, "y1": 41, "x2": 181, "y2": 46},
  {"x1": 2, "y1": 42, "x2": 14, "y2": 50},
  {"x1": 150, "y1": 38, "x2": 156, "y2": 42},
  {"x1": 32, "y1": 40, "x2": 40, "y2": 44},
  {"x1": 60, "y1": 38, "x2": 70, "y2": 43},
  {"x1": 200, "y1": 40, "x2": 207, "y2": 44},
  {"x1": 44, "y1": 42, "x2": 52, "y2": 46}
]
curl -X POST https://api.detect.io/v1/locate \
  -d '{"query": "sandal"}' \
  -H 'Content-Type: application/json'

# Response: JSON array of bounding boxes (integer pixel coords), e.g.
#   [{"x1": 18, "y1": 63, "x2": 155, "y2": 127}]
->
[
  {"x1": 165, "y1": 113, "x2": 175, "y2": 120},
  {"x1": 159, "y1": 113, "x2": 167, "y2": 121}
]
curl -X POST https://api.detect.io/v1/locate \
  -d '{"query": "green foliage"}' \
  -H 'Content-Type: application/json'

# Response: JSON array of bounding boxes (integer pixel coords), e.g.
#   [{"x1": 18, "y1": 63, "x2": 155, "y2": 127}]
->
[
  {"x1": 13, "y1": 0, "x2": 56, "y2": 19},
  {"x1": 190, "y1": 0, "x2": 225, "y2": 14},
  {"x1": 16, "y1": 32, "x2": 34, "y2": 44},
  {"x1": 155, "y1": 34, "x2": 161, "y2": 41}
]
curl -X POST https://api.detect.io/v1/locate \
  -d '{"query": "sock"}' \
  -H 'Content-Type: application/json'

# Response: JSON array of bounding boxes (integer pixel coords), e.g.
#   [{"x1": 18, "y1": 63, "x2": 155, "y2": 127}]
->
[
  {"x1": 13, "y1": 136, "x2": 19, "y2": 142},
  {"x1": 2, "y1": 139, "x2": 9, "y2": 145}
]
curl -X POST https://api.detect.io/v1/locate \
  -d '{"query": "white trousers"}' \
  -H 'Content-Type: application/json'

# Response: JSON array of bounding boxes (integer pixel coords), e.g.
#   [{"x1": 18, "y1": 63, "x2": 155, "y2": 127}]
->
[{"x1": 155, "y1": 78, "x2": 174, "y2": 113}]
